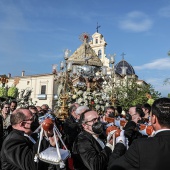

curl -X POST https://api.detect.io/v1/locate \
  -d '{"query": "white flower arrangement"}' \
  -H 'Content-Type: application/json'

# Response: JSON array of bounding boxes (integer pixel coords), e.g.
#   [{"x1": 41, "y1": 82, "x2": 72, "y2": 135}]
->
[
  {"x1": 84, "y1": 100, "x2": 89, "y2": 106},
  {"x1": 88, "y1": 96, "x2": 92, "y2": 100},
  {"x1": 94, "y1": 98, "x2": 99, "y2": 104},
  {"x1": 100, "y1": 106, "x2": 105, "y2": 111},
  {"x1": 77, "y1": 97, "x2": 83, "y2": 104},
  {"x1": 105, "y1": 103, "x2": 110, "y2": 107},
  {"x1": 95, "y1": 104, "x2": 100, "y2": 110},
  {"x1": 72, "y1": 95, "x2": 77, "y2": 99},
  {"x1": 77, "y1": 90, "x2": 83, "y2": 96}
]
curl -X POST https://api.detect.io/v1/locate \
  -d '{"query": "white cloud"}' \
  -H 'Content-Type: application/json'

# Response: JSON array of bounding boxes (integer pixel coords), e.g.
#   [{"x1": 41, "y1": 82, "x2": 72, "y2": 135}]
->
[
  {"x1": 119, "y1": 11, "x2": 153, "y2": 32},
  {"x1": 134, "y1": 58, "x2": 170, "y2": 70},
  {"x1": 158, "y1": 6, "x2": 170, "y2": 18}
]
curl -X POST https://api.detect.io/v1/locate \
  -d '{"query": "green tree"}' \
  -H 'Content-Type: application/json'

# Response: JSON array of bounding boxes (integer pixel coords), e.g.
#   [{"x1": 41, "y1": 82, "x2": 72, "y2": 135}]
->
[{"x1": 115, "y1": 78, "x2": 161, "y2": 111}]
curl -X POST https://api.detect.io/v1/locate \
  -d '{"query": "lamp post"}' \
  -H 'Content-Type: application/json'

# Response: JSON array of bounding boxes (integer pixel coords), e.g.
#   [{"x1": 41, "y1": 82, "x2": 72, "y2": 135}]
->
[
  {"x1": 109, "y1": 53, "x2": 117, "y2": 106},
  {"x1": 101, "y1": 53, "x2": 117, "y2": 106},
  {"x1": 52, "y1": 49, "x2": 73, "y2": 120}
]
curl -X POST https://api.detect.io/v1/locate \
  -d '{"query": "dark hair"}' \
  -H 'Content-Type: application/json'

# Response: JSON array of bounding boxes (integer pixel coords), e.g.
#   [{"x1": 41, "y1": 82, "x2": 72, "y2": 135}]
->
[
  {"x1": 41, "y1": 104, "x2": 49, "y2": 110},
  {"x1": 10, "y1": 100, "x2": 17, "y2": 106},
  {"x1": 142, "y1": 103, "x2": 151, "y2": 113},
  {"x1": 68, "y1": 105, "x2": 77, "y2": 116},
  {"x1": 104, "y1": 106, "x2": 115, "y2": 113},
  {"x1": 1, "y1": 102, "x2": 10, "y2": 110},
  {"x1": 28, "y1": 105, "x2": 37, "y2": 110},
  {"x1": 136, "y1": 107, "x2": 145, "y2": 118},
  {"x1": 116, "y1": 106, "x2": 122, "y2": 114},
  {"x1": 10, "y1": 109, "x2": 27, "y2": 125},
  {"x1": 151, "y1": 97, "x2": 170, "y2": 128}
]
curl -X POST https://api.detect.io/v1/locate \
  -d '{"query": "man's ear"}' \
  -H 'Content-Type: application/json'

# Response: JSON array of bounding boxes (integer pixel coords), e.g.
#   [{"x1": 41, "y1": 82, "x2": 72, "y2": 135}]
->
[
  {"x1": 151, "y1": 115, "x2": 156, "y2": 125},
  {"x1": 20, "y1": 121, "x2": 26, "y2": 127},
  {"x1": 82, "y1": 123, "x2": 87, "y2": 129}
]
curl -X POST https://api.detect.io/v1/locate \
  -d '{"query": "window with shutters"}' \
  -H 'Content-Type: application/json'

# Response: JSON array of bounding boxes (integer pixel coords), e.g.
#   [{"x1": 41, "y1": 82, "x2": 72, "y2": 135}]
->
[{"x1": 41, "y1": 85, "x2": 46, "y2": 94}]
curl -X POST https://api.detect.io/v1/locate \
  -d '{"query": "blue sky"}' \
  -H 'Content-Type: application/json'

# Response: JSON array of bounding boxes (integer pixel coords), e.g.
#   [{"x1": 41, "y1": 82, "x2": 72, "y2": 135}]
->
[{"x1": 0, "y1": 0, "x2": 170, "y2": 97}]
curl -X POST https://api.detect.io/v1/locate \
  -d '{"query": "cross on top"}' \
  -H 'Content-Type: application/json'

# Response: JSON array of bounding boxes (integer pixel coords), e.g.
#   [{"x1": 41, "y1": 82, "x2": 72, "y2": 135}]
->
[
  {"x1": 96, "y1": 22, "x2": 101, "y2": 33},
  {"x1": 121, "y1": 52, "x2": 126, "y2": 60}
]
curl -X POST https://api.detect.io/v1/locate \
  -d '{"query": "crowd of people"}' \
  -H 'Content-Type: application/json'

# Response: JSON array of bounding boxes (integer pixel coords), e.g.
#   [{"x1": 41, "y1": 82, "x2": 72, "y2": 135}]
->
[{"x1": 0, "y1": 97, "x2": 170, "y2": 170}]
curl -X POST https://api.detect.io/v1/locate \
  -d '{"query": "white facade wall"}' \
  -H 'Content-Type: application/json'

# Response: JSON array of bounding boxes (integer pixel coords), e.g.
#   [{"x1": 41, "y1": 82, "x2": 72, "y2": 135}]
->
[{"x1": 7, "y1": 74, "x2": 57, "y2": 109}]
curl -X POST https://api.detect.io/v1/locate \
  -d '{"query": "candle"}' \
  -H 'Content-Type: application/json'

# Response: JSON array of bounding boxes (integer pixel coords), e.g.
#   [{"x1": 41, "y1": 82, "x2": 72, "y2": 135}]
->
[
  {"x1": 102, "y1": 66, "x2": 107, "y2": 76},
  {"x1": 67, "y1": 62, "x2": 72, "y2": 71}
]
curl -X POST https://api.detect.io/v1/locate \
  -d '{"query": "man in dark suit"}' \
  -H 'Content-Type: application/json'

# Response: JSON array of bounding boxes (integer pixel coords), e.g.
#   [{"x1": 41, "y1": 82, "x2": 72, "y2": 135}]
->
[
  {"x1": 72, "y1": 110, "x2": 126, "y2": 170},
  {"x1": 1, "y1": 108, "x2": 56, "y2": 170},
  {"x1": 108, "y1": 97, "x2": 170, "y2": 170}
]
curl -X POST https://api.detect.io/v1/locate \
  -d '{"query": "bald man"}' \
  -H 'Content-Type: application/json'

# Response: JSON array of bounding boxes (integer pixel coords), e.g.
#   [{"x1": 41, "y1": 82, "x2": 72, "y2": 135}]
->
[
  {"x1": 1, "y1": 108, "x2": 55, "y2": 170},
  {"x1": 72, "y1": 110, "x2": 126, "y2": 170}
]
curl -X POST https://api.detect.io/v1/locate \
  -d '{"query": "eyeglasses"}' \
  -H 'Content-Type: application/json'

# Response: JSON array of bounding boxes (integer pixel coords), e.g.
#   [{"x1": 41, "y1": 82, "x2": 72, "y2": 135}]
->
[
  {"x1": 85, "y1": 117, "x2": 100, "y2": 124},
  {"x1": 23, "y1": 116, "x2": 34, "y2": 121},
  {"x1": 131, "y1": 113, "x2": 137, "y2": 117}
]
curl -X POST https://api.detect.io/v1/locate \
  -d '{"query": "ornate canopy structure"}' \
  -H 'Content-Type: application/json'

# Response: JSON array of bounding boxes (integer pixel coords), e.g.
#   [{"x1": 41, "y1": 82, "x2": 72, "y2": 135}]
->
[{"x1": 67, "y1": 33, "x2": 102, "y2": 67}]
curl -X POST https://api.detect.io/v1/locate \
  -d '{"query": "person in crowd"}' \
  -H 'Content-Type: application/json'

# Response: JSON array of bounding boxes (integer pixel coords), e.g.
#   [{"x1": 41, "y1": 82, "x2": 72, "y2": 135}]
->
[
  {"x1": 41, "y1": 104, "x2": 56, "y2": 120},
  {"x1": 72, "y1": 110, "x2": 126, "y2": 170},
  {"x1": 28, "y1": 105, "x2": 40, "y2": 132},
  {"x1": 0, "y1": 115, "x2": 2, "y2": 170},
  {"x1": 141, "y1": 103, "x2": 151, "y2": 120},
  {"x1": 115, "y1": 106, "x2": 123, "y2": 118},
  {"x1": 0, "y1": 102, "x2": 12, "y2": 147},
  {"x1": 124, "y1": 106, "x2": 145, "y2": 146},
  {"x1": 9, "y1": 100, "x2": 17, "y2": 114},
  {"x1": 108, "y1": 97, "x2": 170, "y2": 170},
  {"x1": 102, "y1": 106, "x2": 115, "y2": 123},
  {"x1": 28, "y1": 105, "x2": 38, "y2": 116},
  {"x1": 36, "y1": 106, "x2": 45, "y2": 117},
  {"x1": 127, "y1": 106, "x2": 144, "y2": 124},
  {"x1": 75, "y1": 105, "x2": 89, "y2": 120},
  {"x1": 41, "y1": 104, "x2": 50, "y2": 114},
  {"x1": 63, "y1": 103, "x2": 80, "y2": 170},
  {"x1": 63, "y1": 103, "x2": 80, "y2": 150},
  {"x1": 0, "y1": 108, "x2": 56, "y2": 170}
]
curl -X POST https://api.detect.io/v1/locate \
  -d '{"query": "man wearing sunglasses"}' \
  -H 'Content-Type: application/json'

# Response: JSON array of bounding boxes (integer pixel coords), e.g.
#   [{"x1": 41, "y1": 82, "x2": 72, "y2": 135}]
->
[
  {"x1": 1, "y1": 108, "x2": 56, "y2": 170},
  {"x1": 72, "y1": 110, "x2": 126, "y2": 170}
]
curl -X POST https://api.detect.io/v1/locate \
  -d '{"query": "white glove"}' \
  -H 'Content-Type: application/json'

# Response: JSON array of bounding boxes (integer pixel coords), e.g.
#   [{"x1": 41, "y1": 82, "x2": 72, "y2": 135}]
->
[
  {"x1": 106, "y1": 130, "x2": 116, "y2": 150},
  {"x1": 106, "y1": 122, "x2": 114, "y2": 128},
  {"x1": 116, "y1": 130, "x2": 126, "y2": 146},
  {"x1": 114, "y1": 119, "x2": 120, "y2": 127},
  {"x1": 139, "y1": 128, "x2": 147, "y2": 136},
  {"x1": 59, "y1": 161, "x2": 65, "y2": 169},
  {"x1": 107, "y1": 130, "x2": 116, "y2": 143}
]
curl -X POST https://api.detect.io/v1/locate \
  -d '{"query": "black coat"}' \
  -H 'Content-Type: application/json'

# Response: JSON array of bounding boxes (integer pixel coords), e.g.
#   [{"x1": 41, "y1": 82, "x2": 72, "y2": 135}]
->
[
  {"x1": 108, "y1": 130, "x2": 170, "y2": 170},
  {"x1": 1, "y1": 129, "x2": 50, "y2": 170},
  {"x1": 0, "y1": 116, "x2": 3, "y2": 150},
  {"x1": 72, "y1": 130, "x2": 125, "y2": 170},
  {"x1": 0, "y1": 115, "x2": 12, "y2": 151},
  {"x1": 63, "y1": 115, "x2": 80, "y2": 150}
]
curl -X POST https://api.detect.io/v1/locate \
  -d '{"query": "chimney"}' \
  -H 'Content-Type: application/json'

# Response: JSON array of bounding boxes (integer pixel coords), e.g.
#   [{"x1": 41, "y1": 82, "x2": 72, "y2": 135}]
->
[
  {"x1": 8, "y1": 73, "x2": 11, "y2": 78},
  {"x1": 22, "y1": 70, "x2": 25, "y2": 76}
]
